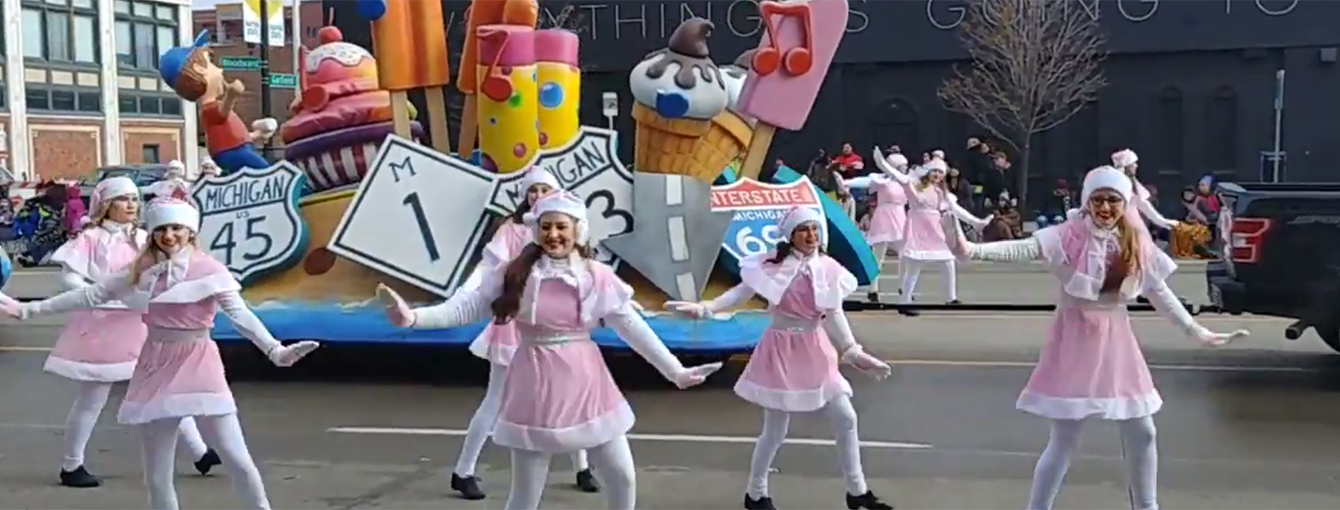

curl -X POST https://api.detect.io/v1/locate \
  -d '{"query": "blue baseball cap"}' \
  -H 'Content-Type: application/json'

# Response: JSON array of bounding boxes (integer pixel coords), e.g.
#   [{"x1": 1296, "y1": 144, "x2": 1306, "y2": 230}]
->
[{"x1": 159, "y1": 30, "x2": 210, "y2": 89}]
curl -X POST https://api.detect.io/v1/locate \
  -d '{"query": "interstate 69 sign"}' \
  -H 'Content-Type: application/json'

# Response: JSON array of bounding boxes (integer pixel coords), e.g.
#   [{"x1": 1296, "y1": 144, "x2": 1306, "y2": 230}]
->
[
  {"x1": 710, "y1": 177, "x2": 826, "y2": 261},
  {"x1": 191, "y1": 162, "x2": 309, "y2": 286}
]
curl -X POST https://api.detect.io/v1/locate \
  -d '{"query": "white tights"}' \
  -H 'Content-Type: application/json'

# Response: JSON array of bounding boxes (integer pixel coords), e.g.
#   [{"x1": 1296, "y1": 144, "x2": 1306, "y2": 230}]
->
[
  {"x1": 140, "y1": 414, "x2": 268, "y2": 510},
  {"x1": 505, "y1": 435, "x2": 635, "y2": 510},
  {"x1": 1027, "y1": 417, "x2": 1159, "y2": 510},
  {"x1": 747, "y1": 395, "x2": 868, "y2": 499},
  {"x1": 899, "y1": 259, "x2": 957, "y2": 303},
  {"x1": 868, "y1": 242, "x2": 903, "y2": 294},
  {"x1": 63, "y1": 381, "x2": 208, "y2": 471},
  {"x1": 455, "y1": 363, "x2": 590, "y2": 477}
]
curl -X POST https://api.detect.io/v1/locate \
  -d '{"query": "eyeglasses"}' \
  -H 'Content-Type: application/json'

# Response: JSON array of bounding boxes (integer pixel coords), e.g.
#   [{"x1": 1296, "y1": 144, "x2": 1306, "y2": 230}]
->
[{"x1": 1088, "y1": 195, "x2": 1124, "y2": 205}]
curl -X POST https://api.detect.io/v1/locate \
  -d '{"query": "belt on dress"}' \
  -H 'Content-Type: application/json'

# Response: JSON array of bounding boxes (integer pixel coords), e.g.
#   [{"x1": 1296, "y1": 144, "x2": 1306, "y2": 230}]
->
[
  {"x1": 525, "y1": 330, "x2": 590, "y2": 346},
  {"x1": 145, "y1": 327, "x2": 210, "y2": 343},
  {"x1": 768, "y1": 314, "x2": 822, "y2": 333}
]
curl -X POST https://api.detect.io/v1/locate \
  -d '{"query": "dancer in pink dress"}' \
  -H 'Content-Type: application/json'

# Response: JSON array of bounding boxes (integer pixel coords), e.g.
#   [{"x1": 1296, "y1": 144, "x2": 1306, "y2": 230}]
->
[
  {"x1": 838, "y1": 152, "x2": 910, "y2": 303},
  {"x1": 669, "y1": 206, "x2": 895, "y2": 510},
  {"x1": 943, "y1": 166, "x2": 1248, "y2": 510},
  {"x1": 377, "y1": 191, "x2": 722, "y2": 510},
  {"x1": 872, "y1": 148, "x2": 991, "y2": 314},
  {"x1": 3, "y1": 197, "x2": 320, "y2": 510},
  {"x1": 46, "y1": 178, "x2": 218, "y2": 488},
  {"x1": 1112, "y1": 149, "x2": 1179, "y2": 231},
  {"x1": 448, "y1": 167, "x2": 600, "y2": 500}
]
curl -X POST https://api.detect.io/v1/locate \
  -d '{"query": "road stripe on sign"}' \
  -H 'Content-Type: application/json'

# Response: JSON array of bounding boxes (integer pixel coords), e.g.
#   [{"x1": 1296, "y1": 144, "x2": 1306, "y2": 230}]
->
[
  {"x1": 667, "y1": 216, "x2": 689, "y2": 262},
  {"x1": 326, "y1": 427, "x2": 933, "y2": 449}
]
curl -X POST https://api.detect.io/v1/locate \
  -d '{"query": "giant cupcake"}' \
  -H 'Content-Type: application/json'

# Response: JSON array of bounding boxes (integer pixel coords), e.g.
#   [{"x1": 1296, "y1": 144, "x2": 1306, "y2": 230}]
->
[{"x1": 281, "y1": 25, "x2": 424, "y2": 192}]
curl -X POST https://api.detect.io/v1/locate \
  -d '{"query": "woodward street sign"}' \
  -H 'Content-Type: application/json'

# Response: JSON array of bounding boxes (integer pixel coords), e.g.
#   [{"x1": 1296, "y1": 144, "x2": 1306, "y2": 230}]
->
[{"x1": 220, "y1": 56, "x2": 260, "y2": 71}]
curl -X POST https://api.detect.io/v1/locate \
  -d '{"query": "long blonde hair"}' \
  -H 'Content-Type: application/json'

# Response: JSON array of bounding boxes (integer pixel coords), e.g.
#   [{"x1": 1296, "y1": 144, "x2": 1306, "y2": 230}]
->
[
  {"x1": 127, "y1": 231, "x2": 198, "y2": 286},
  {"x1": 84, "y1": 197, "x2": 143, "y2": 251},
  {"x1": 1099, "y1": 215, "x2": 1142, "y2": 293}
]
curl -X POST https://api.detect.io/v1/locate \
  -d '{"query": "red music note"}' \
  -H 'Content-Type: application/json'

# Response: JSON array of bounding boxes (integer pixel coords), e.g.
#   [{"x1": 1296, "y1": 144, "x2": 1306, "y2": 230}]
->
[
  {"x1": 752, "y1": 2, "x2": 814, "y2": 77},
  {"x1": 478, "y1": 28, "x2": 515, "y2": 102}
]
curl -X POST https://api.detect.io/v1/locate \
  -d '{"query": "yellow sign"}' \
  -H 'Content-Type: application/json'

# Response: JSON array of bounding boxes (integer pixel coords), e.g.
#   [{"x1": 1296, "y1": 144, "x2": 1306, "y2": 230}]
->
[{"x1": 240, "y1": 0, "x2": 285, "y2": 47}]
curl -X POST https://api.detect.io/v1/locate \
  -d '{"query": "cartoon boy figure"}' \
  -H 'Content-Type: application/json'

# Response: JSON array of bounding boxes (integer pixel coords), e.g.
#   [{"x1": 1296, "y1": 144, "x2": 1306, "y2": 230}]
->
[{"x1": 159, "y1": 31, "x2": 274, "y2": 175}]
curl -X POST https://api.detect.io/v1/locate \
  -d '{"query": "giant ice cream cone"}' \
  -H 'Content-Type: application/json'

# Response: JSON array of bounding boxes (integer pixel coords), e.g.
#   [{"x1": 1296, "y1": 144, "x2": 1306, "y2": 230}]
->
[
  {"x1": 701, "y1": 110, "x2": 753, "y2": 176},
  {"x1": 628, "y1": 19, "x2": 730, "y2": 183}
]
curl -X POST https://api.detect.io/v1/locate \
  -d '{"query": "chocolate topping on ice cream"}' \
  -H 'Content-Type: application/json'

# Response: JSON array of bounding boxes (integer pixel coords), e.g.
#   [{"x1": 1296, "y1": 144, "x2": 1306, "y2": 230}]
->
[{"x1": 643, "y1": 18, "x2": 723, "y2": 91}]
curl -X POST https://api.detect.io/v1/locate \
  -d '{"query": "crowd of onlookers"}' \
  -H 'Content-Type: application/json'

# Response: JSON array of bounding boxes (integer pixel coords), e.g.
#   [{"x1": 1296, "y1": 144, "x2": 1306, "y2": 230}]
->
[{"x1": 790, "y1": 137, "x2": 1222, "y2": 258}]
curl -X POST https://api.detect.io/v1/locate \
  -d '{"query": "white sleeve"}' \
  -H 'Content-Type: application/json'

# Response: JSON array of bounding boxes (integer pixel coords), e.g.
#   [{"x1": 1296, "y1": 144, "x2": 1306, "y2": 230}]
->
[
  {"x1": 964, "y1": 238, "x2": 1043, "y2": 262},
  {"x1": 217, "y1": 291, "x2": 282, "y2": 355},
  {"x1": 412, "y1": 291, "x2": 494, "y2": 329},
  {"x1": 1144, "y1": 279, "x2": 1205, "y2": 338},
  {"x1": 59, "y1": 269, "x2": 91, "y2": 291},
  {"x1": 22, "y1": 273, "x2": 131, "y2": 318},
  {"x1": 948, "y1": 200, "x2": 990, "y2": 228},
  {"x1": 703, "y1": 283, "x2": 757, "y2": 313},
  {"x1": 1137, "y1": 196, "x2": 1176, "y2": 229},
  {"x1": 604, "y1": 303, "x2": 685, "y2": 381},
  {"x1": 456, "y1": 267, "x2": 486, "y2": 295},
  {"x1": 874, "y1": 157, "x2": 913, "y2": 185},
  {"x1": 842, "y1": 176, "x2": 874, "y2": 189},
  {"x1": 820, "y1": 310, "x2": 858, "y2": 355}
]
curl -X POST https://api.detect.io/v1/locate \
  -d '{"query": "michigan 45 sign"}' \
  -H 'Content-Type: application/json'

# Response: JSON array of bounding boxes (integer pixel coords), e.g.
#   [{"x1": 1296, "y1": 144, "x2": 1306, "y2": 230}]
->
[
  {"x1": 191, "y1": 162, "x2": 309, "y2": 285},
  {"x1": 711, "y1": 177, "x2": 825, "y2": 262}
]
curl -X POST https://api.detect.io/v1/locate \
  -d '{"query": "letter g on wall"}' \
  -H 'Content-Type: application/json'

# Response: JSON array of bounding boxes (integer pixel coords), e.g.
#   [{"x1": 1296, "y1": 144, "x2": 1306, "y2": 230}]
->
[{"x1": 926, "y1": 0, "x2": 965, "y2": 30}]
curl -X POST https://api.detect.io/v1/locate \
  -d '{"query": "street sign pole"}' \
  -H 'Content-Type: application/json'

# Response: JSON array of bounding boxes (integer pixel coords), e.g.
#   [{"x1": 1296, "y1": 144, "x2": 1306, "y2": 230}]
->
[{"x1": 258, "y1": 0, "x2": 273, "y2": 153}]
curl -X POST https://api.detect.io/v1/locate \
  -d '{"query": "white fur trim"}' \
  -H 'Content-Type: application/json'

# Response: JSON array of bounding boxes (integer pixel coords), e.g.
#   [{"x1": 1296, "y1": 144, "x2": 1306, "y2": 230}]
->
[
  {"x1": 150, "y1": 272, "x2": 241, "y2": 304},
  {"x1": 738, "y1": 254, "x2": 856, "y2": 310},
  {"x1": 520, "y1": 167, "x2": 561, "y2": 193},
  {"x1": 1016, "y1": 389, "x2": 1162, "y2": 421},
  {"x1": 44, "y1": 356, "x2": 136, "y2": 382},
  {"x1": 492, "y1": 401, "x2": 636, "y2": 454},
  {"x1": 144, "y1": 199, "x2": 200, "y2": 233},
  {"x1": 117, "y1": 392, "x2": 238, "y2": 425},
  {"x1": 1111, "y1": 149, "x2": 1138, "y2": 168},
  {"x1": 1081, "y1": 166, "x2": 1134, "y2": 204},
  {"x1": 779, "y1": 206, "x2": 823, "y2": 241},
  {"x1": 91, "y1": 177, "x2": 139, "y2": 214},
  {"x1": 734, "y1": 376, "x2": 853, "y2": 412},
  {"x1": 884, "y1": 153, "x2": 908, "y2": 169}
]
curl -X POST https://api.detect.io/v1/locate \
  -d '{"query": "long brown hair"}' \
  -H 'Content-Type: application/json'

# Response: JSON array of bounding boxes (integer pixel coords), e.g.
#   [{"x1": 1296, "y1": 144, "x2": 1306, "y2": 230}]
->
[
  {"x1": 489, "y1": 242, "x2": 594, "y2": 324},
  {"x1": 509, "y1": 198, "x2": 531, "y2": 224},
  {"x1": 765, "y1": 241, "x2": 825, "y2": 265},
  {"x1": 1099, "y1": 216, "x2": 1142, "y2": 293}
]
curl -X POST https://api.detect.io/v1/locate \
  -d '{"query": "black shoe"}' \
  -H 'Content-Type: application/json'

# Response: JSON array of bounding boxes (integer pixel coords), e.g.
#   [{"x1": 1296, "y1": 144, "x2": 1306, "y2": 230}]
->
[
  {"x1": 451, "y1": 473, "x2": 486, "y2": 500},
  {"x1": 744, "y1": 494, "x2": 778, "y2": 510},
  {"x1": 846, "y1": 490, "x2": 893, "y2": 510},
  {"x1": 59, "y1": 466, "x2": 101, "y2": 488},
  {"x1": 947, "y1": 299, "x2": 962, "y2": 305},
  {"x1": 896, "y1": 308, "x2": 920, "y2": 317},
  {"x1": 194, "y1": 449, "x2": 222, "y2": 476},
  {"x1": 575, "y1": 468, "x2": 601, "y2": 492},
  {"x1": 866, "y1": 291, "x2": 879, "y2": 303}
]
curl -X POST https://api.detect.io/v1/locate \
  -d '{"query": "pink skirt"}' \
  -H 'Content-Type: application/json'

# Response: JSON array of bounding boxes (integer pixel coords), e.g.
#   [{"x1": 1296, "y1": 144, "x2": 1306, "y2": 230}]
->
[
  {"x1": 865, "y1": 202, "x2": 906, "y2": 245},
  {"x1": 46, "y1": 309, "x2": 147, "y2": 382},
  {"x1": 900, "y1": 208, "x2": 953, "y2": 261},
  {"x1": 493, "y1": 338, "x2": 634, "y2": 453},
  {"x1": 1017, "y1": 302, "x2": 1162, "y2": 420},
  {"x1": 468, "y1": 321, "x2": 520, "y2": 367},
  {"x1": 117, "y1": 329, "x2": 236, "y2": 425},
  {"x1": 735, "y1": 326, "x2": 852, "y2": 412}
]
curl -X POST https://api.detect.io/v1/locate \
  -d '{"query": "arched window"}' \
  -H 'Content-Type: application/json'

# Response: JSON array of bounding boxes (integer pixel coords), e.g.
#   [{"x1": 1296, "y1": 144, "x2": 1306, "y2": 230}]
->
[
  {"x1": 1155, "y1": 86, "x2": 1185, "y2": 172},
  {"x1": 1206, "y1": 86, "x2": 1238, "y2": 173},
  {"x1": 874, "y1": 97, "x2": 919, "y2": 156}
]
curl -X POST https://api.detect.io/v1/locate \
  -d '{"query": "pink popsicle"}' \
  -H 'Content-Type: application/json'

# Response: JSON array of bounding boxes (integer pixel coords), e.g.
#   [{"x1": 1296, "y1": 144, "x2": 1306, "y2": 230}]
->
[{"x1": 736, "y1": 0, "x2": 848, "y2": 130}]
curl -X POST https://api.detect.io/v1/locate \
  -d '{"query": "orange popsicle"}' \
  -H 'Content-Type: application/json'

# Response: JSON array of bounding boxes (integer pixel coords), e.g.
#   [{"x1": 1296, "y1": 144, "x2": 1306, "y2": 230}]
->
[{"x1": 371, "y1": 0, "x2": 450, "y2": 91}]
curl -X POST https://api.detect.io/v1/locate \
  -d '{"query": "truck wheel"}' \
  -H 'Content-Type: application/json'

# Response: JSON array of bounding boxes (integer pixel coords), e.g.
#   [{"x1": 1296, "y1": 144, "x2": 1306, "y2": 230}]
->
[{"x1": 1319, "y1": 325, "x2": 1340, "y2": 354}]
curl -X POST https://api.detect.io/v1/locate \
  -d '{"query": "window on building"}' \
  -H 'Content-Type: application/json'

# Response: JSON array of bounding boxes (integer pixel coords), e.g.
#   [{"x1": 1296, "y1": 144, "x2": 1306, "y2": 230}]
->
[
  {"x1": 142, "y1": 144, "x2": 161, "y2": 164},
  {"x1": 20, "y1": 0, "x2": 99, "y2": 64},
  {"x1": 115, "y1": 0, "x2": 178, "y2": 71},
  {"x1": 119, "y1": 91, "x2": 182, "y2": 117},
  {"x1": 27, "y1": 87, "x2": 101, "y2": 112}
]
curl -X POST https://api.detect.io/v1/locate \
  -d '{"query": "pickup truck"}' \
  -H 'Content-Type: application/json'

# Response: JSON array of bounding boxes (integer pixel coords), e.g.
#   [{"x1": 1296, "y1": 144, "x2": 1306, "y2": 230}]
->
[{"x1": 1206, "y1": 182, "x2": 1340, "y2": 352}]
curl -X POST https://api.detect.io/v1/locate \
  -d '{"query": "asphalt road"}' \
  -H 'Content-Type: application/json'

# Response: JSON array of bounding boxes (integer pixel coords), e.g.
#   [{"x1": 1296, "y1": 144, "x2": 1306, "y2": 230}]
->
[
  {"x1": 2, "y1": 310, "x2": 1338, "y2": 509},
  {"x1": 3, "y1": 261, "x2": 1213, "y2": 305}
]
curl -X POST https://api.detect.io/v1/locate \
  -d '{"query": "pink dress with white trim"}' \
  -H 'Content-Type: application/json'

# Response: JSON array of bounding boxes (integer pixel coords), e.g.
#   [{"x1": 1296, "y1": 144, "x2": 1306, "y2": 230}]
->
[
  {"x1": 863, "y1": 176, "x2": 908, "y2": 246},
  {"x1": 733, "y1": 252, "x2": 859, "y2": 412},
  {"x1": 117, "y1": 250, "x2": 242, "y2": 424},
  {"x1": 1017, "y1": 218, "x2": 1176, "y2": 420},
  {"x1": 46, "y1": 226, "x2": 149, "y2": 382},
  {"x1": 465, "y1": 221, "x2": 528, "y2": 366},
  {"x1": 899, "y1": 184, "x2": 954, "y2": 261}
]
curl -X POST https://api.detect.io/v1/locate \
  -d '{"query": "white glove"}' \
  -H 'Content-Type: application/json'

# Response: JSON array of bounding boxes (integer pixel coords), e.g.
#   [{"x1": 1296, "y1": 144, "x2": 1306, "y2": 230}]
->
[
  {"x1": 976, "y1": 214, "x2": 995, "y2": 230},
  {"x1": 0, "y1": 293, "x2": 27, "y2": 320},
  {"x1": 666, "y1": 300, "x2": 709, "y2": 319},
  {"x1": 841, "y1": 346, "x2": 892, "y2": 380},
  {"x1": 377, "y1": 284, "x2": 415, "y2": 327},
  {"x1": 268, "y1": 340, "x2": 319, "y2": 367},
  {"x1": 1194, "y1": 327, "x2": 1249, "y2": 347},
  {"x1": 672, "y1": 362, "x2": 722, "y2": 389}
]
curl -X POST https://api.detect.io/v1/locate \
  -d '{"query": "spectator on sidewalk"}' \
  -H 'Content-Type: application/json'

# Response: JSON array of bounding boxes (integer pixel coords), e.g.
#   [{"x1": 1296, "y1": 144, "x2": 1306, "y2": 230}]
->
[
  {"x1": 980, "y1": 151, "x2": 1011, "y2": 203},
  {"x1": 831, "y1": 143, "x2": 864, "y2": 178}
]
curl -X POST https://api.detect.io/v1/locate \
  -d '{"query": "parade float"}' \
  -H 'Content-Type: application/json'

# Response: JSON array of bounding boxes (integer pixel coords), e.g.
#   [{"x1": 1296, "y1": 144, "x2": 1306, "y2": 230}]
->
[{"x1": 184, "y1": 0, "x2": 876, "y2": 354}]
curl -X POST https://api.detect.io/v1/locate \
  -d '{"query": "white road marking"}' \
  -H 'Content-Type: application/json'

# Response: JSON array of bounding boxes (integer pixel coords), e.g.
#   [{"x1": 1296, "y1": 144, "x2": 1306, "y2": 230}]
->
[
  {"x1": 675, "y1": 272, "x2": 698, "y2": 302},
  {"x1": 667, "y1": 216, "x2": 689, "y2": 262},
  {"x1": 325, "y1": 427, "x2": 934, "y2": 449},
  {"x1": 664, "y1": 174, "x2": 684, "y2": 206}
]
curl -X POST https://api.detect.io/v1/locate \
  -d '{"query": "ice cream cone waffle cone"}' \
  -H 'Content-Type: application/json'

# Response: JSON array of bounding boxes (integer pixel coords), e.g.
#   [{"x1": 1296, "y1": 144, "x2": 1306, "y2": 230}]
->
[
  {"x1": 694, "y1": 111, "x2": 753, "y2": 182},
  {"x1": 633, "y1": 102, "x2": 713, "y2": 177}
]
